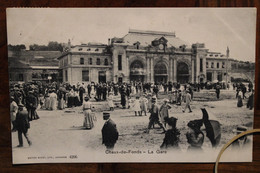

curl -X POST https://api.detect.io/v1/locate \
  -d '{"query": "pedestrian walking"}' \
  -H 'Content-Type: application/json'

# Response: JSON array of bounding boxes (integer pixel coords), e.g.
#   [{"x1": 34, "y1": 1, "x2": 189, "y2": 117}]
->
[
  {"x1": 182, "y1": 90, "x2": 192, "y2": 113},
  {"x1": 16, "y1": 103, "x2": 32, "y2": 147},
  {"x1": 140, "y1": 94, "x2": 148, "y2": 116},
  {"x1": 146, "y1": 96, "x2": 166, "y2": 133},
  {"x1": 83, "y1": 97, "x2": 95, "y2": 129},
  {"x1": 159, "y1": 98, "x2": 171, "y2": 127},
  {"x1": 101, "y1": 112, "x2": 119, "y2": 150}
]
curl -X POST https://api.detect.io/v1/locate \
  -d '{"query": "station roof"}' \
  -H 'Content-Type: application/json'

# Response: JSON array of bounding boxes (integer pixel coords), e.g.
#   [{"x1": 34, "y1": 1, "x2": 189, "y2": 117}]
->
[{"x1": 119, "y1": 29, "x2": 190, "y2": 48}]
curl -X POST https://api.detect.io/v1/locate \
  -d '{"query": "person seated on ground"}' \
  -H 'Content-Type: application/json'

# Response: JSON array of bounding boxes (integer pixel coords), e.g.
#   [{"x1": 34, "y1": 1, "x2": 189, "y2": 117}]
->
[
  {"x1": 160, "y1": 117, "x2": 180, "y2": 150},
  {"x1": 186, "y1": 119, "x2": 204, "y2": 151},
  {"x1": 201, "y1": 108, "x2": 221, "y2": 148}
]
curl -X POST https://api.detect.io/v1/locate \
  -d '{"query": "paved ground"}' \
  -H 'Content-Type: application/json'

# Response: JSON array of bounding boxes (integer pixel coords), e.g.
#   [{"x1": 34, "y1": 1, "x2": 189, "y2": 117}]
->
[{"x1": 11, "y1": 89, "x2": 254, "y2": 163}]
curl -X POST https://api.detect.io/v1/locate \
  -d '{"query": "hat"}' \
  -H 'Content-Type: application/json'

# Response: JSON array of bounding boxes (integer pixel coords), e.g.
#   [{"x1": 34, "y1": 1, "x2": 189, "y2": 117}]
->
[
  {"x1": 233, "y1": 125, "x2": 247, "y2": 133},
  {"x1": 84, "y1": 97, "x2": 89, "y2": 101},
  {"x1": 166, "y1": 117, "x2": 178, "y2": 127},
  {"x1": 163, "y1": 98, "x2": 169, "y2": 103},
  {"x1": 187, "y1": 119, "x2": 203, "y2": 129},
  {"x1": 103, "y1": 112, "x2": 110, "y2": 118},
  {"x1": 18, "y1": 103, "x2": 24, "y2": 107}
]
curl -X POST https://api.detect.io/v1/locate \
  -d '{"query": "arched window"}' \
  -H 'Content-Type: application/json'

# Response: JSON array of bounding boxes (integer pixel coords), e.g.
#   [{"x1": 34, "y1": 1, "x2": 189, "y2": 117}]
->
[
  {"x1": 80, "y1": 57, "x2": 84, "y2": 65},
  {"x1": 154, "y1": 62, "x2": 167, "y2": 74},
  {"x1": 130, "y1": 60, "x2": 143, "y2": 69},
  {"x1": 177, "y1": 62, "x2": 189, "y2": 74}
]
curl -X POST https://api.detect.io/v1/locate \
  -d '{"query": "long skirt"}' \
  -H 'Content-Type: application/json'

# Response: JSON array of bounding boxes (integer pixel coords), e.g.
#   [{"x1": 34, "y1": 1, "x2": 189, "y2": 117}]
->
[
  {"x1": 237, "y1": 96, "x2": 243, "y2": 107},
  {"x1": 58, "y1": 98, "x2": 65, "y2": 110},
  {"x1": 83, "y1": 110, "x2": 94, "y2": 129},
  {"x1": 44, "y1": 97, "x2": 50, "y2": 110}
]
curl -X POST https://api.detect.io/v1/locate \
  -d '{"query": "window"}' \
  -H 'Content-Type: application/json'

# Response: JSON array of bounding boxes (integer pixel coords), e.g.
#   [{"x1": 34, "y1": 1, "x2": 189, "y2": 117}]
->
[
  {"x1": 95, "y1": 48, "x2": 99, "y2": 51},
  {"x1": 82, "y1": 70, "x2": 89, "y2": 81},
  {"x1": 215, "y1": 54, "x2": 218, "y2": 57},
  {"x1": 217, "y1": 72, "x2": 222, "y2": 81},
  {"x1": 65, "y1": 70, "x2": 68, "y2": 81},
  {"x1": 89, "y1": 58, "x2": 92, "y2": 65},
  {"x1": 206, "y1": 62, "x2": 209, "y2": 68},
  {"x1": 80, "y1": 57, "x2": 84, "y2": 65},
  {"x1": 217, "y1": 62, "x2": 219, "y2": 68},
  {"x1": 104, "y1": 58, "x2": 108, "y2": 65},
  {"x1": 87, "y1": 48, "x2": 91, "y2": 51},
  {"x1": 222, "y1": 62, "x2": 225, "y2": 68},
  {"x1": 18, "y1": 74, "x2": 23, "y2": 81},
  {"x1": 118, "y1": 55, "x2": 122, "y2": 70},
  {"x1": 200, "y1": 58, "x2": 203, "y2": 72},
  {"x1": 211, "y1": 62, "x2": 214, "y2": 68},
  {"x1": 96, "y1": 58, "x2": 101, "y2": 65},
  {"x1": 78, "y1": 48, "x2": 82, "y2": 51},
  {"x1": 154, "y1": 62, "x2": 167, "y2": 74}
]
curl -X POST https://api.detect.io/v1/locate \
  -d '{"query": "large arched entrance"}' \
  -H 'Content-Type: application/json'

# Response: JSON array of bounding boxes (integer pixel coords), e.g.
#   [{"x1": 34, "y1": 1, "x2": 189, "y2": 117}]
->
[
  {"x1": 130, "y1": 60, "x2": 145, "y2": 82},
  {"x1": 154, "y1": 62, "x2": 168, "y2": 83},
  {"x1": 177, "y1": 62, "x2": 189, "y2": 84}
]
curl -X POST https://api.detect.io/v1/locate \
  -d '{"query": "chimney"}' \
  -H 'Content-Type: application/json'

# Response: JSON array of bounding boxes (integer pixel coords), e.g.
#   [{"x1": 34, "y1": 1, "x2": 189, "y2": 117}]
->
[
  {"x1": 108, "y1": 38, "x2": 110, "y2": 45},
  {"x1": 68, "y1": 39, "x2": 71, "y2": 49}
]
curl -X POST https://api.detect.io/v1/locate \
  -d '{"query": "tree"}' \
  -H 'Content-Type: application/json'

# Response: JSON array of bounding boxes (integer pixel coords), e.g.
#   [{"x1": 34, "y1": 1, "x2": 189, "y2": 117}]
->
[
  {"x1": 29, "y1": 41, "x2": 63, "y2": 52},
  {"x1": 8, "y1": 44, "x2": 26, "y2": 51}
]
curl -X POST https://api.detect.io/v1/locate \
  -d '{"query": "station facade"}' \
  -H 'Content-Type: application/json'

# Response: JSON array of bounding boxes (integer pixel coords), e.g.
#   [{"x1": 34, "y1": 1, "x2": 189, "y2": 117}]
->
[{"x1": 58, "y1": 29, "x2": 231, "y2": 84}]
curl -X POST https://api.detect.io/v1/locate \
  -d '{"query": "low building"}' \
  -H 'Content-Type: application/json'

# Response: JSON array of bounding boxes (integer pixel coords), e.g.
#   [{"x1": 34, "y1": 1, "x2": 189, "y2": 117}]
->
[
  {"x1": 8, "y1": 50, "x2": 62, "y2": 83},
  {"x1": 58, "y1": 41, "x2": 112, "y2": 84}
]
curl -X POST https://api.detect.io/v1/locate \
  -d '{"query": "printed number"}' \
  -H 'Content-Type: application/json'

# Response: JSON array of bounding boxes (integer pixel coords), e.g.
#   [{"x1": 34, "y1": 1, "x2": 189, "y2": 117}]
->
[{"x1": 69, "y1": 155, "x2": 78, "y2": 159}]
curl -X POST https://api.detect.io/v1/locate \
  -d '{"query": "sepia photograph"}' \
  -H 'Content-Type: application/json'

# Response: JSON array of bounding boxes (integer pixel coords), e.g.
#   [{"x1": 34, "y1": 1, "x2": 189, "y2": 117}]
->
[{"x1": 6, "y1": 8, "x2": 256, "y2": 164}]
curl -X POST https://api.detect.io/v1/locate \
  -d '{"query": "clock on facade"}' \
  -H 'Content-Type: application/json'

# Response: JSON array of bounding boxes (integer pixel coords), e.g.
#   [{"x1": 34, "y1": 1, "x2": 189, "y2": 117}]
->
[{"x1": 159, "y1": 44, "x2": 164, "y2": 50}]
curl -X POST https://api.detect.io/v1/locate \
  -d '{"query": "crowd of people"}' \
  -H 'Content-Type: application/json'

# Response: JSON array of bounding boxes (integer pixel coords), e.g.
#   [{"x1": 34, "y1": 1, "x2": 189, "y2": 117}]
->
[{"x1": 9, "y1": 80, "x2": 254, "y2": 150}]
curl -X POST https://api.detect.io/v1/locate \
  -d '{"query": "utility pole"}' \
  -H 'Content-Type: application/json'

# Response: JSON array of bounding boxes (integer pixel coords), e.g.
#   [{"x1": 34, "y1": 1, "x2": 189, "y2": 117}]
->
[{"x1": 226, "y1": 46, "x2": 229, "y2": 87}]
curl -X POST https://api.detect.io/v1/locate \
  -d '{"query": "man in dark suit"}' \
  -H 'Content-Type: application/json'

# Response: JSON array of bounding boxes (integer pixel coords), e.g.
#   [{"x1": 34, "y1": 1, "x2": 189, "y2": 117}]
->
[
  {"x1": 101, "y1": 112, "x2": 119, "y2": 150},
  {"x1": 16, "y1": 103, "x2": 32, "y2": 147}
]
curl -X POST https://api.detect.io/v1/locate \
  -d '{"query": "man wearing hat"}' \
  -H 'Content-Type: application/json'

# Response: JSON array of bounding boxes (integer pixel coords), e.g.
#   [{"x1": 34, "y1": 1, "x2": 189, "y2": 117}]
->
[
  {"x1": 16, "y1": 103, "x2": 32, "y2": 147},
  {"x1": 146, "y1": 96, "x2": 166, "y2": 133},
  {"x1": 159, "y1": 98, "x2": 171, "y2": 127},
  {"x1": 101, "y1": 112, "x2": 119, "y2": 150},
  {"x1": 182, "y1": 89, "x2": 192, "y2": 113}
]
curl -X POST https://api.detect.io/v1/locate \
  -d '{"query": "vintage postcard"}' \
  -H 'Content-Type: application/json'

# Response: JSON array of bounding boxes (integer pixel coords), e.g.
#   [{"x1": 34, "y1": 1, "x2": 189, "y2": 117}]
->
[{"x1": 7, "y1": 8, "x2": 256, "y2": 164}]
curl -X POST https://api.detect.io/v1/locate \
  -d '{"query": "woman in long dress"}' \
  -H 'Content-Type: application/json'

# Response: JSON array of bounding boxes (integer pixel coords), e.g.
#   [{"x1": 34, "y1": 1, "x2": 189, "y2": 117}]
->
[
  {"x1": 237, "y1": 89, "x2": 243, "y2": 107},
  {"x1": 83, "y1": 97, "x2": 94, "y2": 129},
  {"x1": 44, "y1": 90, "x2": 51, "y2": 110},
  {"x1": 49, "y1": 90, "x2": 57, "y2": 111}
]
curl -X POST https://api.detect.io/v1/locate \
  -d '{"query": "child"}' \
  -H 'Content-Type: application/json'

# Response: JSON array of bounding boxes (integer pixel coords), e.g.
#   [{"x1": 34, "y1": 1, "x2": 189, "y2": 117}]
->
[
  {"x1": 132, "y1": 96, "x2": 141, "y2": 116},
  {"x1": 107, "y1": 92, "x2": 115, "y2": 111},
  {"x1": 39, "y1": 94, "x2": 45, "y2": 109}
]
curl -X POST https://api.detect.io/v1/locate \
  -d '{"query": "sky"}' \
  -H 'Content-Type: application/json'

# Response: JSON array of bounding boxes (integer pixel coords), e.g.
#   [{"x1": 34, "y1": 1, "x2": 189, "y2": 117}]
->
[{"x1": 6, "y1": 8, "x2": 256, "y2": 62}]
